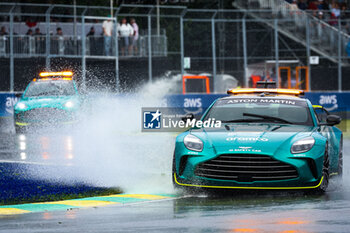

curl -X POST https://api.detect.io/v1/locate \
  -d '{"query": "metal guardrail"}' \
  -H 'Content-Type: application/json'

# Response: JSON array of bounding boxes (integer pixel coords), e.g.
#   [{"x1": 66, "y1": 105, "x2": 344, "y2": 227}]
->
[
  {"x1": 140, "y1": 35, "x2": 168, "y2": 57},
  {"x1": 0, "y1": 22, "x2": 167, "y2": 38},
  {"x1": 0, "y1": 2, "x2": 348, "y2": 92},
  {"x1": 0, "y1": 35, "x2": 167, "y2": 58},
  {"x1": 234, "y1": 0, "x2": 349, "y2": 62},
  {"x1": 234, "y1": 0, "x2": 349, "y2": 92}
]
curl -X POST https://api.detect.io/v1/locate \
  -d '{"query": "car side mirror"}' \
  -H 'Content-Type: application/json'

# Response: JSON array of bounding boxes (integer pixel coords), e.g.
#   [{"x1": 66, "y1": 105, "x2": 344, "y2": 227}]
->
[
  {"x1": 320, "y1": 115, "x2": 341, "y2": 126},
  {"x1": 182, "y1": 113, "x2": 195, "y2": 122},
  {"x1": 14, "y1": 92, "x2": 23, "y2": 98}
]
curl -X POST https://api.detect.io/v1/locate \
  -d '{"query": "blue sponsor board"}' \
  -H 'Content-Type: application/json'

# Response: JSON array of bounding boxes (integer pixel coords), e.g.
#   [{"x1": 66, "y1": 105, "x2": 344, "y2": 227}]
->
[
  {"x1": 165, "y1": 94, "x2": 225, "y2": 109},
  {"x1": 0, "y1": 93, "x2": 18, "y2": 117},
  {"x1": 165, "y1": 93, "x2": 350, "y2": 111},
  {"x1": 0, "y1": 92, "x2": 349, "y2": 118},
  {"x1": 164, "y1": 92, "x2": 350, "y2": 117},
  {"x1": 164, "y1": 94, "x2": 226, "y2": 117},
  {"x1": 304, "y1": 92, "x2": 350, "y2": 112}
]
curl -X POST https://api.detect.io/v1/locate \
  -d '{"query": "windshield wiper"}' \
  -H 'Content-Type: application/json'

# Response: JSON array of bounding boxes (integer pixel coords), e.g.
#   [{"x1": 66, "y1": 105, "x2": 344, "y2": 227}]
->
[
  {"x1": 222, "y1": 119, "x2": 260, "y2": 123},
  {"x1": 242, "y1": 113, "x2": 293, "y2": 124},
  {"x1": 36, "y1": 92, "x2": 58, "y2": 96}
]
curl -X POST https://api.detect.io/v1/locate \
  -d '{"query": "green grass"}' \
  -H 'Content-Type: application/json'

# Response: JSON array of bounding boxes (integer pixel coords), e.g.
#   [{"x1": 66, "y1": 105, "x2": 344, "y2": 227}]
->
[{"x1": 337, "y1": 119, "x2": 350, "y2": 139}]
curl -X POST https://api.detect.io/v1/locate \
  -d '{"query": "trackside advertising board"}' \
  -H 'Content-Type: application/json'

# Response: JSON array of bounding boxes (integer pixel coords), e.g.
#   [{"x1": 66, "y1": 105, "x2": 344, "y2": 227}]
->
[
  {"x1": 164, "y1": 92, "x2": 350, "y2": 116},
  {"x1": 0, "y1": 93, "x2": 18, "y2": 117},
  {"x1": 0, "y1": 92, "x2": 349, "y2": 117}
]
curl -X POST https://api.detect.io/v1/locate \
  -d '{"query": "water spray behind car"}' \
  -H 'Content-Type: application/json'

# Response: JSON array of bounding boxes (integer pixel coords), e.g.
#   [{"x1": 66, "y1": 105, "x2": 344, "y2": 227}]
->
[{"x1": 22, "y1": 73, "x2": 180, "y2": 194}]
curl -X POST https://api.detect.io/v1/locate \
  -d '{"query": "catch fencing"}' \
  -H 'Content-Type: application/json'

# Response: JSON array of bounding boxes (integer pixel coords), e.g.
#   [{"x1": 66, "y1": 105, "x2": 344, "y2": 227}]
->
[{"x1": 0, "y1": 2, "x2": 350, "y2": 92}]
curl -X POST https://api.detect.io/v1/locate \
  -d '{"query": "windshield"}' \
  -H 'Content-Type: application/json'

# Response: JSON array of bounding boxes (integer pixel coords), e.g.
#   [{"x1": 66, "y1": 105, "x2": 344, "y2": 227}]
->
[
  {"x1": 204, "y1": 97, "x2": 314, "y2": 126},
  {"x1": 24, "y1": 81, "x2": 76, "y2": 97}
]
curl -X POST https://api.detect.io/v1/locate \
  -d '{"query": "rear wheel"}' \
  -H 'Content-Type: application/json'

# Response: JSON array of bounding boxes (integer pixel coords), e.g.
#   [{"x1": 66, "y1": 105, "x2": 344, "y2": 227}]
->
[
  {"x1": 317, "y1": 144, "x2": 330, "y2": 192},
  {"x1": 338, "y1": 136, "x2": 343, "y2": 179}
]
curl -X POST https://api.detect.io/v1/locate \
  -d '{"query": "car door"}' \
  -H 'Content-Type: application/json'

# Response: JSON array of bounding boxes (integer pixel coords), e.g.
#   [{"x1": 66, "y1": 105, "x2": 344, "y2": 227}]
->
[{"x1": 313, "y1": 106, "x2": 339, "y2": 171}]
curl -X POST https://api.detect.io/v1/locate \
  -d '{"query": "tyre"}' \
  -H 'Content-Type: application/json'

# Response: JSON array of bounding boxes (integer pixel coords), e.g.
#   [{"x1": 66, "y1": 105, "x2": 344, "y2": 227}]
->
[
  {"x1": 15, "y1": 125, "x2": 25, "y2": 134},
  {"x1": 172, "y1": 154, "x2": 179, "y2": 188},
  {"x1": 317, "y1": 144, "x2": 330, "y2": 193},
  {"x1": 338, "y1": 136, "x2": 343, "y2": 179},
  {"x1": 172, "y1": 154, "x2": 197, "y2": 194}
]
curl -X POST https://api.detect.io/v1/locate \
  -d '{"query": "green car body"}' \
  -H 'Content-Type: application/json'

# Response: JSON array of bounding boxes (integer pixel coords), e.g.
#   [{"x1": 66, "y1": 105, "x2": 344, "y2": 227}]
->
[
  {"x1": 173, "y1": 94, "x2": 343, "y2": 191},
  {"x1": 14, "y1": 78, "x2": 81, "y2": 131}
]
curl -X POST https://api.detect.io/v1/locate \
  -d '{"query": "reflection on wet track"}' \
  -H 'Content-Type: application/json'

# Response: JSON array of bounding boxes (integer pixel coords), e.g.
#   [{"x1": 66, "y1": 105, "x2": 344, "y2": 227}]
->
[
  {"x1": 0, "y1": 133, "x2": 76, "y2": 165},
  {"x1": 6, "y1": 133, "x2": 76, "y2": 165},
  {"x1": 2, "y1": 189, "x2": 350, "y2": 232},
  {"x1": 0, "y1": 131, "x2": 349, "y2": 232}
]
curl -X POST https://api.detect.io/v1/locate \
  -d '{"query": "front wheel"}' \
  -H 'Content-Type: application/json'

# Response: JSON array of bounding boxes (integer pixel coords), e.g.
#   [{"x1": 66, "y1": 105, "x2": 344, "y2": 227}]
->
[
  {"x1": 317, "y1": 145, "x2": 330, "y2": 193},
  {"x1": 172, "y1": 154, "x2": 179, "y2": 188},
  {"x1": 172, "y1": 154, "x2": 196, "y2": 194},
  {"x1": 338, "y1": 136, "x2": 343, "y2": 179},
  {"x1": 15, "y1": 125, "x2": 25, "y2": 134}
]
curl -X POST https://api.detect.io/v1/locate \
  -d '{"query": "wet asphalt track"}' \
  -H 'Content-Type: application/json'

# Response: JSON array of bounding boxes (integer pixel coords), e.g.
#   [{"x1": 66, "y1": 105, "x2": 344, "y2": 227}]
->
[{"x1": 0, "y1": 132, "x2": 350, "y2": 233}]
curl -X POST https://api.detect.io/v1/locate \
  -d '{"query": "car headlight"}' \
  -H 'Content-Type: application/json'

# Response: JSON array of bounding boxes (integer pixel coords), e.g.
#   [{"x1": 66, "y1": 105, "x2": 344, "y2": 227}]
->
[
  {"x1": 64, "y1": 101, "x2": 74, "y2": 108},
  {"x1": 16, "y1": 102, "x2": 27, "y2": 110},
  {"x1": 291, "y1": 137, "x2": 315, "y2": 154},
  {"x1": 184, "y1": 134, "x2": 203, "y2": 152}
]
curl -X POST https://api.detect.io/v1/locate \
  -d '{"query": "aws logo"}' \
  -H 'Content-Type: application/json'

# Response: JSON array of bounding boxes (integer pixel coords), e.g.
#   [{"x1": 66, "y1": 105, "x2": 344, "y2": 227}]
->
[
  {"x1": 5, "y1": 97, "x2": 18, "y2": 115},
  {"x1": 184, "y1": 98, "x2": 202, "y2": 108},
  {"x1": 319, "y1": 95, "x2": 338, "y2": 111},
  {"x1": 184, "y1": 98, "x2": 203, "y2": 115}
]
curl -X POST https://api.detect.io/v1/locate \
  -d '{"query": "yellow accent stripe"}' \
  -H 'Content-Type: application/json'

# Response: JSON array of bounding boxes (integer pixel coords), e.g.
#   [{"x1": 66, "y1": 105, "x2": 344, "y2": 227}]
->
[
  {"x1": 15, "y1": 122, "x2": 29, "y2": 126},
  {"x1": 174, "y1": 173, "x2": 323, "y2": 190},
  {"x1": 16, "y1": 121, "x2": 76, "y2": 126},
  {"x1": 0, "y1": 194, "x2": 173, "y2": 215},
  {"x1": 330, "y1": 172, "x2": 339, "y2": 176},
  {"x1": 312, "y1": 105, "x2": 323, "y2": 108},
  {"x1": 113, "y1": 194, "x2": 168, "y2": 200},
  {"x1": 47, "y1": 200, "x2": 116, "y2": 207},
  {"x1": 0, "y1": 208, "x2": 31, "y2": 215}
]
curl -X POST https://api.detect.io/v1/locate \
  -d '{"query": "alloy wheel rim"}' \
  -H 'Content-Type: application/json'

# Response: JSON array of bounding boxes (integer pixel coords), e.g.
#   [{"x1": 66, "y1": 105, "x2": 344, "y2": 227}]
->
[{"x1": 321, "y1": 149, "x2": 330, "y2": 190}]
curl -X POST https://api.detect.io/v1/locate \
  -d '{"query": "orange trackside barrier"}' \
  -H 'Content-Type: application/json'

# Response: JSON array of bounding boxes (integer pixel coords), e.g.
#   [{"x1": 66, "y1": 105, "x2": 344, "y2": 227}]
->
[
  {"x1": 250, "y1": 75, "x2": 262, "y2": 88},
  {"x1": 296, "y1": 66, "x2": 309, "y2": 91},
  {"x1": 278, "y1": 67, "x2": 291, "y2": 88},
  {"x1": 182, "y1": 75, "x2": 210, "y2": 94}
]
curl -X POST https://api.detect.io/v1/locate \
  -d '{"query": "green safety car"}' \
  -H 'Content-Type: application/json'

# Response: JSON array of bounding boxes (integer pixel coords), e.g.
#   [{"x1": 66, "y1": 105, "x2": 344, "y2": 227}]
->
[
  {"x1": 173, "y1": 85, "x2": 343, "y2": 192},
  {"x1": 14, "y1": 71, "x2": 81, "y2": 132}
]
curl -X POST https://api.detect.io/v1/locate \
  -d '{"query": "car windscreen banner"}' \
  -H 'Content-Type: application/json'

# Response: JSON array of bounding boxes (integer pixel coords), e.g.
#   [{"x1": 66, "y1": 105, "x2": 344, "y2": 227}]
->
[{"x1": 216, "y1": 98, "x2": 308, "y2": 106}]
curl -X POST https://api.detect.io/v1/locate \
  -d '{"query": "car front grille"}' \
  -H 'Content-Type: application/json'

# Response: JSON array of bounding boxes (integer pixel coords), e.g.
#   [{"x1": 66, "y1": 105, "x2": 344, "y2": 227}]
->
[
  {"x1": 17, "y1": 108, "x2": 72, "y2": 122},
  {"x1": 194, "y1": 154, "x2": 298, "y2": 182}
]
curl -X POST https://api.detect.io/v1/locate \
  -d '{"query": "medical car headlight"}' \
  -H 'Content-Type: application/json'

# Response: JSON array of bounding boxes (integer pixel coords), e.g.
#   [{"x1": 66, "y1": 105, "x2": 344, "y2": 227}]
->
[
  {"x1": 64, "y1": 101, "x2": 74, "y2": 108},
  {"x1": 291, "y1": 137, "x2": 315, "y2": 154},
  {"x1": 16, "y1": 103, "x2": 27, "y2": 110},
  {"x1": 184, "y1": 134, "x2": 203, "y2": 152}
]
